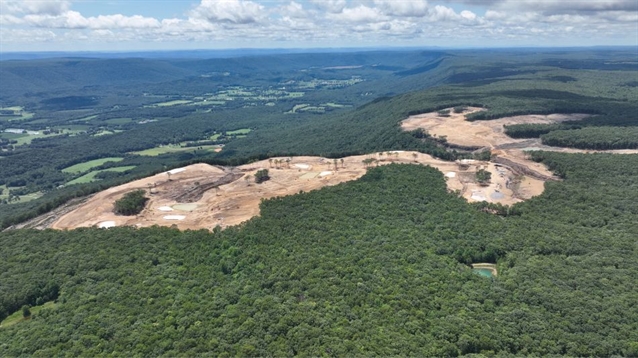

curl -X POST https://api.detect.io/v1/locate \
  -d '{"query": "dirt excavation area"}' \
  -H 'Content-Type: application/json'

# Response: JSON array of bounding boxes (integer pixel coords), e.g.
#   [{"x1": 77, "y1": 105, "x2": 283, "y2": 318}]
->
[
  {"x1": 402, "y1": 107, "x2": 638, "y2": 180},
  {"x1": 47, "y1": 151, "x2": 542, "y2": 231},
  {"x1": 21, "y1": 107, "x2": 638, "y2": 233},
  {"x1": 401, "y1": 107, "x2": 591, "y2": 149}
]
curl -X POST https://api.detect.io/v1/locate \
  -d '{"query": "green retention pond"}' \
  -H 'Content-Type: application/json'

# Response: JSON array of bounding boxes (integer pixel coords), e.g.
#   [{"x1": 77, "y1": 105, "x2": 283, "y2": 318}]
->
[
  {"x1": 471, "y1": 263, "x2": 497, "y2": 278},
  {"x1": 473, "y1": 268, "x2": 495, "y2": 278}
]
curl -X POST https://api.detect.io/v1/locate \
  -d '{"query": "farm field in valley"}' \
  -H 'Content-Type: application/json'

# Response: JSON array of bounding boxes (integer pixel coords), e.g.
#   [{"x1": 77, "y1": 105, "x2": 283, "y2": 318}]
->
[
  {"x1": 61, "y1": 157, "x2": 125, "y2": 174},
  {"x1": 65, "y1": 166, "x2": 137, "y2": 186},
  {"x1": 130, "y1": 144, "x2": 222, "y2": 156}
]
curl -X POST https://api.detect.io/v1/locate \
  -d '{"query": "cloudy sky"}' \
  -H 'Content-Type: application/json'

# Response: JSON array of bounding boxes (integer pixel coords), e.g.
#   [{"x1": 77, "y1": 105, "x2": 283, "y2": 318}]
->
[{"x1": 1, "y1": 0, "x2": 636, "y2": 52}]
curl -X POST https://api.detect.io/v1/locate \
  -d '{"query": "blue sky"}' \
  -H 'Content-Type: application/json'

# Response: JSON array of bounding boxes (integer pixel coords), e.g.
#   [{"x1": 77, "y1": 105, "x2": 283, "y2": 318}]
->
[{"x1": 1, "y1": 0, "x2": 637, "y2": 52}]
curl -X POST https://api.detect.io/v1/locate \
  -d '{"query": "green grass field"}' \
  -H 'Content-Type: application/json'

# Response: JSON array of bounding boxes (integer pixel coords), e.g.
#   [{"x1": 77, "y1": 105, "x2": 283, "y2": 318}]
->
[
  {"x1": 191, "y1": 100, "x2": 226, "y2": 106},
  {"x1": 66, "y1": 166, "x2": 136, "y2": 185},
  {"x1": 0, "y1": 301, "x2": 57, "y2": 329},
  {"x1": 0, "y1": 107, "x2": 34, "y2": 122},
  {"x1": 226, "y1": 128, "x2": 251, "y2": 135},
  {"x1": 0, "y1": 132, "x2": 28, "y2": 140},
  {"x1": 298, "y1": 106, "x2": 325, "y2": 113},
  {"x1": 287, "y1": 104, "x2": 310, "y2": 113},
  {"x1": 323, "y1": 102, "x2": 350, "y2": 108},
  {"x1": 1, "y1": 129, "x2": 83, "y2": 146},
  {"x1": 0, "y1": 185, "x2": 44, "y2": 204},
  {"x1": 61, "y1": 157, "x2": 125, "y2": 174},
  {"x1": 8, "y1": 192, "x2": 43, "y2": 204},
  {"x1": 151, "y1": 100, "x2": 192, "y2": 107},
  {"x1": 71, "y1": 115, "x2": 98, "y2": 122},
  {"x1": 93, "y1": 129, "x2": 123, "y2": 136},
  {"x1": 8, "y1": 112, "x2": 34, "y2": 121},
  {"x1": 130, "y1": 144, "x2": 220, "y2": 156}
]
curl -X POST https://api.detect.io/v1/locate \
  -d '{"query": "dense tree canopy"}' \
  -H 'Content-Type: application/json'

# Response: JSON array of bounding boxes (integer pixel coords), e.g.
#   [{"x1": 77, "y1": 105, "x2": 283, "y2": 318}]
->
[
  {"x1": 1, "y1": 158, "x2": 638, "y2": 355},
  {"x1": 113, "y1": 190, "x2": 148, "y2": 216}
]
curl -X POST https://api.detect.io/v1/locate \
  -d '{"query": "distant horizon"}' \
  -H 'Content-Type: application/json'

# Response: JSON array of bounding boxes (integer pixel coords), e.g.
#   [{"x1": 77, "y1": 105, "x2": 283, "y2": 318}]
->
[
  {"x1": 1, "y1": 0, "x2": 636, "y2": 52},
  {"x1": 1, "y1": 45, "x2": 636, "y2": 60},
  {"x1": 4, "y1": 44, "x2": 638, "y2": 53}
]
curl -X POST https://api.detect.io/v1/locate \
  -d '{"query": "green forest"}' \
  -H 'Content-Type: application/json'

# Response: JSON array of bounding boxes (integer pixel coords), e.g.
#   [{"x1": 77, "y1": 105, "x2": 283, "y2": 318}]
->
[
  {"x1": 541, "y1": 127, "x2": 638, "y2": 150},
  {"x1": 1, "y1": 48, "x2": 638, "y2": 356},
  {"x1": 1, "y1": 159, "x2": 638, "y2": 356}
]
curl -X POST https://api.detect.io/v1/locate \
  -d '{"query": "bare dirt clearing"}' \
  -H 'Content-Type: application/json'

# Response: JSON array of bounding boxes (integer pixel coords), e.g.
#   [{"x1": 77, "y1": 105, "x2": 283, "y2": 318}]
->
[
  {"x1": 23, "y1": 108, "x2": 611, "y2": 233},
  {"x1": 48, "y1": 151, "x2": 539, "y2": 231},
  {"x1": 402, "y1": 108, "x2": 591, "y2": 149},
  {"x1": 402, "y1": 108, "x2": 638, "y2": 182}
]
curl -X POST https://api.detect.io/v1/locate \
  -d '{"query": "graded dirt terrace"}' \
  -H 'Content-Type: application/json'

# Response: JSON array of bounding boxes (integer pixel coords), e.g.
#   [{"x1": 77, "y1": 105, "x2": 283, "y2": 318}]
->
[
  {"x1": 49, "y1": 152, "x2": 543, "y2": 231},
  {"x1": 402, "y1": 108, "x2": 638, "y2": 187},
  {"x1": 401, "y1": 108, "x2": 591, "y2": 149}
]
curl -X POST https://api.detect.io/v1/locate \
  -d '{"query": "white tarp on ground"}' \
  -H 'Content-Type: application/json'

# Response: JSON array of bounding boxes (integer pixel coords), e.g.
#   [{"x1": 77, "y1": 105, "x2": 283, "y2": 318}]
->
[
  {"x1": 98, "y1": 221, "x2": 116, "y2": 228},
  {"x1": 445, "y1": 172, "x2": 456, "y2": 178},
  {"x1": 158, "y1": 206, "x2": 174, "y2": 212},
  {"x1": 471, "y1": 191, "x2": 487, "y2": 201},
  {"x1": 167, "y1": 168, "x2": 186, "y2": 175},
  {"x1": 319, "y1": 171, "x2": 333, "y2": 177},
  {"x1": 163, "y1": 215, "x2": 186, "y2": 220}
]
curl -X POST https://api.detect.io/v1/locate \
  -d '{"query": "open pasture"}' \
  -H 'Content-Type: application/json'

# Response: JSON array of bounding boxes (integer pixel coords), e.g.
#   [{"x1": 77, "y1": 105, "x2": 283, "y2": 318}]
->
[
  {"x1": 61, "y1": 157, "x2": 125, "y2": 174},
  {"x1": 226, "y1": 128, "x2": 251, "y2": 135},
  {"x1": 130, "y1": 144, "x2": 221, "y2": 156},
  {"x1": 66, "y1": 166, "x2": 136, "y2": 186}
]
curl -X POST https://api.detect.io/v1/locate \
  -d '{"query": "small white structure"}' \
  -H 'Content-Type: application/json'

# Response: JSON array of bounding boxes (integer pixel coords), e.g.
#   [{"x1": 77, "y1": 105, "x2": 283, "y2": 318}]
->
[
  {"x1": 319, "y1": 171, "x2": 333, "y2": 177},
  {"x1": 158, "y1": 206, "x2": 174, "y2": 212}
]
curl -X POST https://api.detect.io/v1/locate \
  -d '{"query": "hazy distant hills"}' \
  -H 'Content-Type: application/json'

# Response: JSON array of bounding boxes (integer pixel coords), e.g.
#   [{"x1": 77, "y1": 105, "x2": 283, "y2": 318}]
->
[
  {"x1": 0, "y1": 51, "x2": 445, "y2": 101},
  {"x1": 0, "y1": 58, "x2": 196, "y2": 99},
  {"x1": 0, "y1": 47, "x2": 448, "y2": 61}
]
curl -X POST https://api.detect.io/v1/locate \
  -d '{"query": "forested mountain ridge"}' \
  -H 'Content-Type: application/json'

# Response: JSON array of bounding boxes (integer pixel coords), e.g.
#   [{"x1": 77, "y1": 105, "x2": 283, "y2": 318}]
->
[
  {"x1": 1, "y1": 159, "x2": 638, "y2": 356},
  {"x1": 1, "y1": 48, "x2": 636, "y2": 229},
  {"x1": 0, "y1": 51, "x2": 445, "y2": 103}
]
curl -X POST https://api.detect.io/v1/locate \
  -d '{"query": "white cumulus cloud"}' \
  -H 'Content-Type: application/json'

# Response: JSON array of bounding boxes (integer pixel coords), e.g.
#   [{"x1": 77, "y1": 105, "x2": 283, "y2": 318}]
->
[
  {"x1": 23, "y1": 11, "x2": 161, "y2": 29},
  {"x1": 0, "y1": 0, "x2": 636, "y2": 50},
  {"x1": 2, "y1": 0, "x2": 71, "y2": 16},
  {"x1": 310, "y1": 0, "x2": 347, "y2": 14},
  {"x1": 373, "y1": 0, "x2": 429, "y2": 17},
  {"x1": 331, "y1": 5, "x2": 386, "y2": 23},
  {"x1": 190, "y1": 0, "x2": 265, "y2": 24}
]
